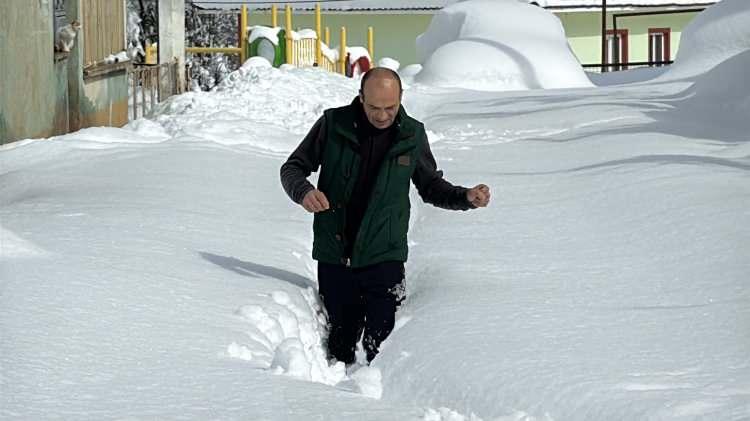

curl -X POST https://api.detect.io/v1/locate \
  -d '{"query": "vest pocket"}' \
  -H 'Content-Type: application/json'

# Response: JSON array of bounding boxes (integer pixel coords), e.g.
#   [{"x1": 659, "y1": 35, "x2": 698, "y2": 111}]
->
[
  {"x1": 313, "y1": 210, "x2": 343, "y2": 257},
  {"x1": 389, "y1": 207, "x2": 409, "y2": 249}
]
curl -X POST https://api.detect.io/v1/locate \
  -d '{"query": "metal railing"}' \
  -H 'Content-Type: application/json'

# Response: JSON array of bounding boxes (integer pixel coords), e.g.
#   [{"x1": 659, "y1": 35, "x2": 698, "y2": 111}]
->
[
  {"x1": 289, "y1": 38, "x2": 317, "y2": 68},
  {"x1": 127, "y1": 60, "x2": 184, "y2": 120},
  {"x1": 319, "y1": 53, "x2": 337, "y2": 73},
  {"x1": 583, "y1": 60, "x2": 674, "y2": 73}
]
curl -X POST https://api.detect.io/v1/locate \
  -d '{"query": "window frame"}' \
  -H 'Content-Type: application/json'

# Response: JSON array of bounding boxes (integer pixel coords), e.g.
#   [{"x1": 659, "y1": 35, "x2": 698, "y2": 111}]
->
[
  {"x1": 605, "y1": 29, "x2": 629, "y2": 71},
  {"x1": 53, "y1": 0, "x2": 68, "y2": 58},
  {"x1": 648, "y1": 28, "x2": 671, "y2": 66}
]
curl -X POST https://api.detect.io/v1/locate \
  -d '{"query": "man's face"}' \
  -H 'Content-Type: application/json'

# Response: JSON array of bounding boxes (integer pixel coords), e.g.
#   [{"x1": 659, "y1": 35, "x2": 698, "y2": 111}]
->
[{"x1": 359, "y1": 77, "x2": 401, "y2": 129}]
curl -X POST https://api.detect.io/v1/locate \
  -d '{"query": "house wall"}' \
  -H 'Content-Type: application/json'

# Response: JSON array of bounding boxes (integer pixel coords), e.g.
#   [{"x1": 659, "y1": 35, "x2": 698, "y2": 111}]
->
[
  {"x1": 66, "y1": 0, "x2": 129, "y2": 130},
  {"x1": 0, "y1": 0, "x2": 129, "y2": 144},
  {"x1": 559, "y1": 11, "x2": 701, "y2": 65},
  {"x1": 77, "y1": 73, "x2": 130, "y2": 129},
  {"x1": 0, "y1": 0, "x2": 69, "y2": 144}
]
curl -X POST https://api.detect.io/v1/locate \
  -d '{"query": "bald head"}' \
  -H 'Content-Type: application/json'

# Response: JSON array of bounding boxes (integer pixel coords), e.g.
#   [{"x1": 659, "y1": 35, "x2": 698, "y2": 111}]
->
[
  {"x1": 360, "y1": 67, "x2": 403, "y2": 97},
  {"x1": 359, "y1": 67, "x2": 403, "y2": 129}
]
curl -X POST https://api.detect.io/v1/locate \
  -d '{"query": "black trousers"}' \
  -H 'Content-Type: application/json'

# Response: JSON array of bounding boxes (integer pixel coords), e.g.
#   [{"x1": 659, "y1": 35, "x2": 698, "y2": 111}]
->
[{"x1": 318, "y1": 260, "x2": 405, "y2": 364}]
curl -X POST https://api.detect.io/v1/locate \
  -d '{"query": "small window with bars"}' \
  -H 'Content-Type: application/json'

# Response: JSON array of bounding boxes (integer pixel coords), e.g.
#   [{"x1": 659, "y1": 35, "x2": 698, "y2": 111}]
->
[{"x1": 649, "y1": 28, "x2": 671, "y2": 66}]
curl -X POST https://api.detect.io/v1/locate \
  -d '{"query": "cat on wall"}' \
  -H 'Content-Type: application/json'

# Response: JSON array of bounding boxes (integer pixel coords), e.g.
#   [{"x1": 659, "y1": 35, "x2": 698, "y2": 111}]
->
[{"x1": 55, "y1": 20, "x2": 82, "y2": 53}]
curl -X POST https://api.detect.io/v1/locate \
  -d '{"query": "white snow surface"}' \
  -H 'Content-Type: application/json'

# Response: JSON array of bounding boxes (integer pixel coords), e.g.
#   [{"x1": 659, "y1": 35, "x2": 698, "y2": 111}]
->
[
  {"x1": 322, "y1": 42, "x2": 339, "y2": 62},
  {"x1": 660, "y1": 0, "x2": 750, "y2": 80},
  {"x1": 292, "y1": 28, "x2": 318, "y2": 41},
  {"x1": 378, "y1": 57, "x2": 401, "y2": 71},
  {"x1": 104, "y1": 51, "x2": 130, "y2": 64},
  {"x1": 347, "y1": 46, "x2": 372, "y2": 63},
  {"x1": 414, "y1": 0, "x2": 592, "y2": 92},
  {"x1": 401, "y1": 63, "x2": 424, "y2": 79},
  {"x1": 587, "y1": 66, "x2": 669, "y2": 86},
  {"x1": 242, "y1": 56, "x2": 273, "y2": 68},
  {"x1": 2, "y1": 7, "x2": 750, "y2": 420},
  {"x1": 248, "y1": 25, "x2": 282, "y2": 45}
]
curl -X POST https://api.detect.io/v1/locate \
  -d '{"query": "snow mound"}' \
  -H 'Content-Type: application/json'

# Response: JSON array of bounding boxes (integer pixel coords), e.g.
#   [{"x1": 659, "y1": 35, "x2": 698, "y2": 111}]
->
[
  {"x1": 230, "y1": 288, "x2": 346, "y2": 385},
  {"x1": 420, "y1": 407, "x2": 552, "y2": 421},
  {"x1": 422, "y1": 407, "x2": 482, "y2": 421},
  {"x1": 347, "y1": 46, "x2": 371, "y2": 63},
  {"x1": 662, "y1": 0, "x2": 750, "y2": 80},
  {"x1": 321, "y1": 43, "x2": 338, "y2": 62},
  {"x1": 398, "y1": 64, "x2": 422, "y2": 79},
  {"x1": 54, "y1": 125, "x2": 170, "y2": 149},
  {"x1": 349, "y1": 366, "x2": 383, "y2": 399},
  {"x1": 587, "y1": 66, "x2": 668, "y2": 86},
  {"x1": 378, "y1": 57, "x2": 401, "y2": 71},
  {"x1": 0, "y1": 226, "x2": 47, "y2": 259},
  {"x1": 149, "y1": 64, "x2": 358, "y2": 152},
  {"x1": 242, "y1": 56, "x2": 272, "y2": 69},
  {"x1": 414, "y1": 0, "x2": 592, "y2": 91},
  {"x1": 248, "y1": 25, "x2": 282, "y2": 45},
  {"x1": 674, "y1": 49, "x2": 750, "y2": 128}
]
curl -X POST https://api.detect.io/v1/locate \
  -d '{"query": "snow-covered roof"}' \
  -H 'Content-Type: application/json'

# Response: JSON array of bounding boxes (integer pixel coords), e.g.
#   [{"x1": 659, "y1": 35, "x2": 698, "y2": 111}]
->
[{"x1": 194, "y1": 0, "x2": 718, "y2": 12}]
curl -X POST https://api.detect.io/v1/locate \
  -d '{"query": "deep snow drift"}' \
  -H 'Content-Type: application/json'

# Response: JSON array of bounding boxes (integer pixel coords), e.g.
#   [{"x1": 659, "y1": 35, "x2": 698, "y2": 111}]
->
[
  {"x1": 414, "y1": 0, "x2": 592, "y2": 91},
  {"x1": 2, "y1": 1, "x2": 750, "y2": 420},
  {"x1": 659, "y1": 0, "x2": 750, "y2": 80}
]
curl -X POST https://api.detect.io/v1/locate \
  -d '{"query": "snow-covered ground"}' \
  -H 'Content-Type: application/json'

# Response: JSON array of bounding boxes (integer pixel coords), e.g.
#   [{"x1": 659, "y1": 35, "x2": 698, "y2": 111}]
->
[{"x1": 2, "y1": 1, "x2": 750, "y2": 420}]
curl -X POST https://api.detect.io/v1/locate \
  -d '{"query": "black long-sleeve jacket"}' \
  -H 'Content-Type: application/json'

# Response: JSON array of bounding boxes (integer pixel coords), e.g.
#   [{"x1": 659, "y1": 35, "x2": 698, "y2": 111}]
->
[{"x1": 280, "y1": 101, "x2": 474, "y2": 259}]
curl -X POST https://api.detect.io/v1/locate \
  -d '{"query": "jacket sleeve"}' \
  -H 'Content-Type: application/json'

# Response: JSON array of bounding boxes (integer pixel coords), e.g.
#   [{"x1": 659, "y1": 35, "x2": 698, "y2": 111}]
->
[
  {"x1": 411, "y1": 131, "x2": 476, "y2": 211},
  {"x1": 280, "y1": 116, "x2": 327, "y2": 204}
]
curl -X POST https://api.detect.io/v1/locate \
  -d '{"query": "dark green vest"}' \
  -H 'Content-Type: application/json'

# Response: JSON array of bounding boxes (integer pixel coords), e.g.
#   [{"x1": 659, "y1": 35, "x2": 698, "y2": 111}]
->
[{"x1": 312, "y1": 103, "x2": 424, "y2": 268}]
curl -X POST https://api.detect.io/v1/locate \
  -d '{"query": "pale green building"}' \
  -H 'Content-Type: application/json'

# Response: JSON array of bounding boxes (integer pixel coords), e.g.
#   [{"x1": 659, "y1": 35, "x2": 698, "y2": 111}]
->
[{"x1": 197, "y1": 0, "x2": 718, "y2": 69}]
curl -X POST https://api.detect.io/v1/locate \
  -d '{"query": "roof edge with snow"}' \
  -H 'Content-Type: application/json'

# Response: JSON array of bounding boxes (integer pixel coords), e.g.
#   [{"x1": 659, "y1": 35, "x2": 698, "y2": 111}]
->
[{"x1": 192, "y1": 0, "x2": 719, "y2": 13}]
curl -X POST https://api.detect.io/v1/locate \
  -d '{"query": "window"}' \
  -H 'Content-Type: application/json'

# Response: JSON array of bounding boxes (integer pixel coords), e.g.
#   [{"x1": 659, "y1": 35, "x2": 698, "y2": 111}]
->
[
  {"x1": 54, "y1": 0, "x2": 66, "y2": 30},
  {"x1": 605, "y1": 29, "x2": 629, "y2": 71},
  {"x1": 53, "y1": 0, "x2": 67, "y2": 53},
  {"x1": 649, "y1": 28, "x2": 671, "y2": 66},
  {"x1": 81, "y1": 0, "x2": 126, "y2": 67}
]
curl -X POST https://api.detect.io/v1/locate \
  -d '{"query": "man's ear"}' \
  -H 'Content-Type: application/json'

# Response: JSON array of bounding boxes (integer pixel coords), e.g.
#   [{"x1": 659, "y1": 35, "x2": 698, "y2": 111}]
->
[{"x1": 359, "y1": 90, "x2": 364, "y2": 103}]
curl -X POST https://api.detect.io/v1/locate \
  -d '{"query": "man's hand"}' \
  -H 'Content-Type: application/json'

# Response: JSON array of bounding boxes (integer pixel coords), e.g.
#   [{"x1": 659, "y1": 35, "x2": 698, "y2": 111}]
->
[
  {"x1": 466, "y1": 184, "x2": 490, "y2": 208},
  {"x1": 302, "y1": 189, "x2": 330, "y2": 213}
]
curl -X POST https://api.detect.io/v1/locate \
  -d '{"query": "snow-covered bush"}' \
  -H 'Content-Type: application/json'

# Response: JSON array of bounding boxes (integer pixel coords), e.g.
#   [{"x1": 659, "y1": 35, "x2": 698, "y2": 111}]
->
[
  {"x1": 185, "y1": 0, "x2": 241, "y2": 91},
  {"x1": 126, "y1": 0, "x2": 158, "y2": 63}
]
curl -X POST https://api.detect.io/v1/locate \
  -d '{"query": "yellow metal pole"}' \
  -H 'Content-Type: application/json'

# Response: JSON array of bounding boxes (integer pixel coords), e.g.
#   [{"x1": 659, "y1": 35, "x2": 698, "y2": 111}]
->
[
  {"x1": 285, "y1": 5, "x2": 293, "y2": 65},
  {"x1": 339, "y1": 27, "x2": 347, "y2": 75},
  {"x1": 272, "y1": 4, "x2": 278, "y2": 27},
  {"x1": 145, "y1": 43, "x2": 157, "y2": 64},
  {"x1": 325, "y1": 27, "x2": 330, "y2": 46},
  {"x1": 315, "y1": 3, "x2": 322, "y2": 66},
  {"x1": 368, "y1": 26, "x2": 374, "y2": 64},
  {"x1": 240, "y1": 5, "x2": 248, "y2": 63},
  {"x1": 186, "y1": 47, "x2": 242, "y2": 54}
]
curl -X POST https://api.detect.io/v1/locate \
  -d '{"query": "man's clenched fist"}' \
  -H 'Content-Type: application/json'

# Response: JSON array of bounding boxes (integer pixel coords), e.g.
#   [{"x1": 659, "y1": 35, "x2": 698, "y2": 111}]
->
[
  {"x1": 466, "y1": 184, "x2": 491, "y2": 208},
  {"x1": 302, "y1": 189, "x2": 330, "y2": 213}
]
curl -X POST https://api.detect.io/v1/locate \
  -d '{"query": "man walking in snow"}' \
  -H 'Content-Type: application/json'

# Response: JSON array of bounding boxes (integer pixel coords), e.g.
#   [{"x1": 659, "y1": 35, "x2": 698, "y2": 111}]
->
[{"x1": 280, "y1": 68, "x2": 490, "y2": 366}]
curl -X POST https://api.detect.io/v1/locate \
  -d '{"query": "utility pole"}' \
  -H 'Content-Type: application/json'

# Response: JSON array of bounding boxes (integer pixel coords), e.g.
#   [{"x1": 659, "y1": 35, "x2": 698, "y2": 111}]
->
[{"x1": 601, "y1": 0, "x2": 607, "y2": 72}]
